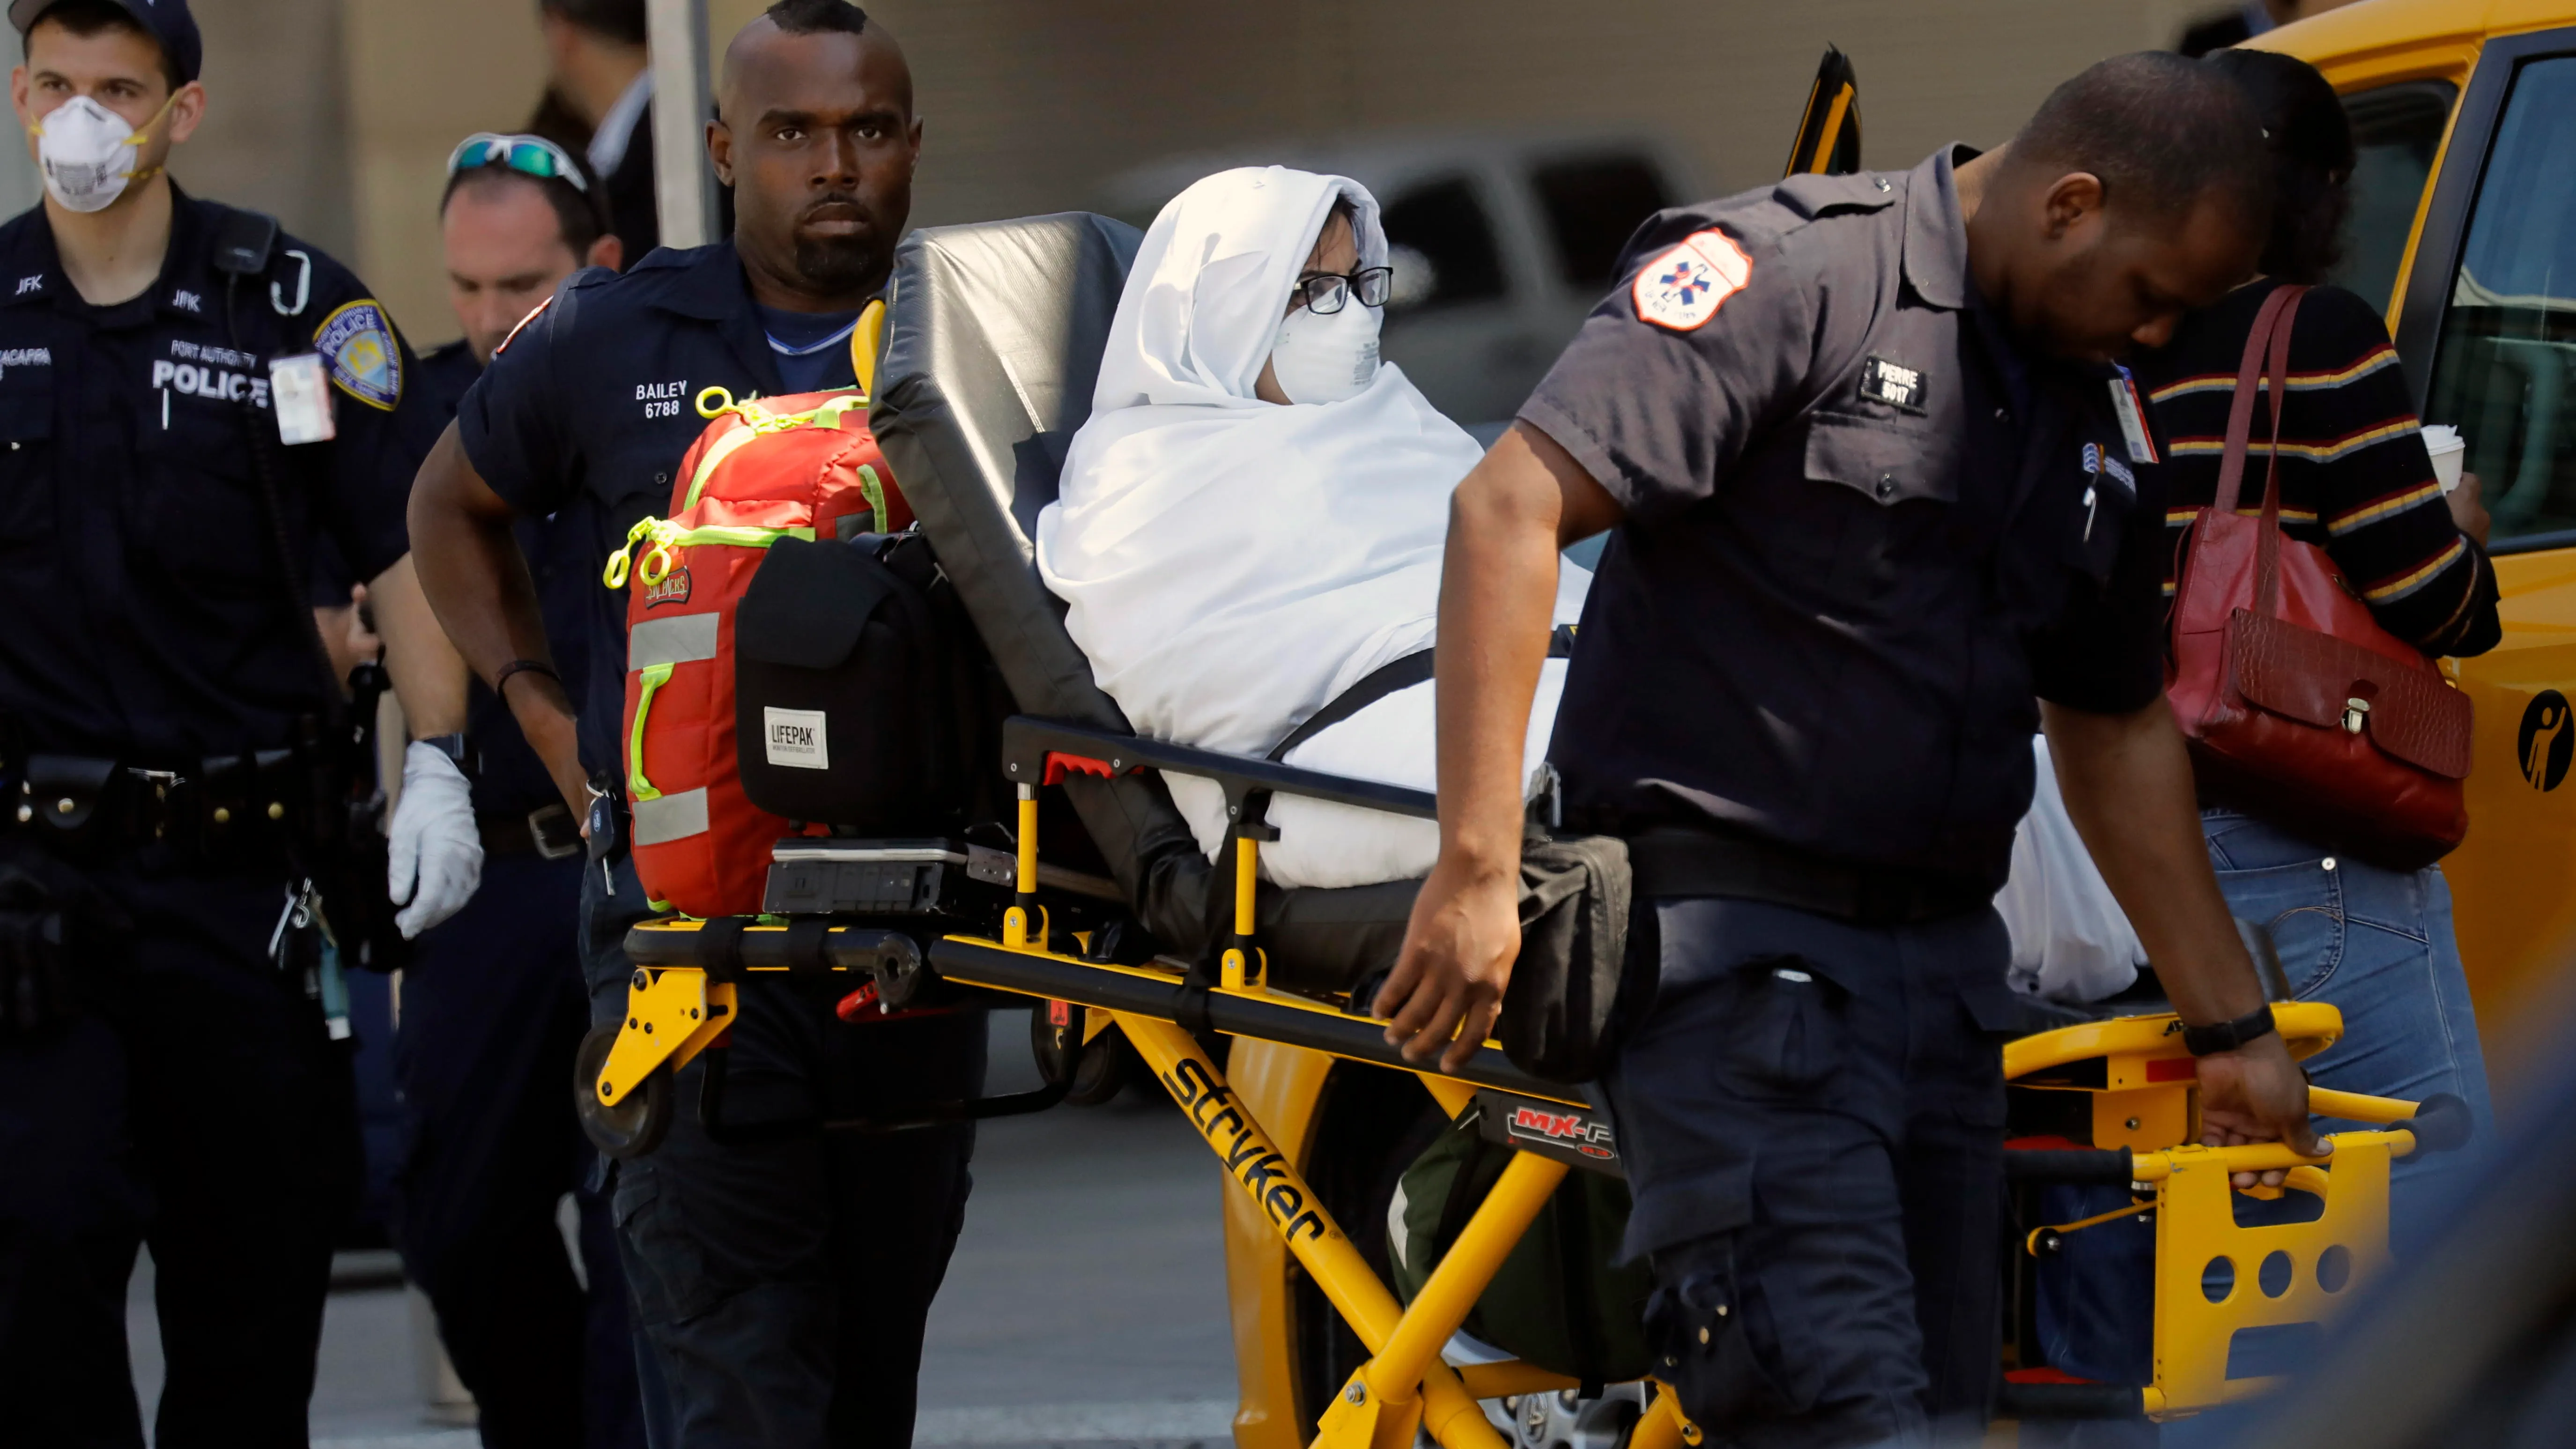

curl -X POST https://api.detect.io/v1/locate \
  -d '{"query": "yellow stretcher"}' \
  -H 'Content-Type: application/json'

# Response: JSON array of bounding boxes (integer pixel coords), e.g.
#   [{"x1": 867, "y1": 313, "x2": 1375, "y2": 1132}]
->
[{"x1": 580, "y1": 720, "x2": 2469, "y2": 1445}]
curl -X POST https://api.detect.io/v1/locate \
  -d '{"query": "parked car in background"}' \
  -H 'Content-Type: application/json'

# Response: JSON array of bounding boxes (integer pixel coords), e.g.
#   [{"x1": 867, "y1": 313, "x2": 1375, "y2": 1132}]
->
[{"x1": 1098, "y1": 133, "x2": 1694, "y2": 430}]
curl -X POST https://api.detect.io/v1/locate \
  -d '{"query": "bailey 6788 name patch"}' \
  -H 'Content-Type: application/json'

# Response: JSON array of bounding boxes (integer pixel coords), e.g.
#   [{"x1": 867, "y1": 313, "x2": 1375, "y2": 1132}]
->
[
  {"x1": 1631, "y1": 229, "x2": 1754, "y2": 333},
  {"x1": 313, "y1": 300, "x2": 402, "y2": 411}
]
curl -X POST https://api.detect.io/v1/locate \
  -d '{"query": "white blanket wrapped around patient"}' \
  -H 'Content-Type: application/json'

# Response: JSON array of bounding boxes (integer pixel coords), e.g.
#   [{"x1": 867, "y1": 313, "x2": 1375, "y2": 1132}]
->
[{"x1": 1036, "y1": 166, "x2": 1585, "y2": 888}]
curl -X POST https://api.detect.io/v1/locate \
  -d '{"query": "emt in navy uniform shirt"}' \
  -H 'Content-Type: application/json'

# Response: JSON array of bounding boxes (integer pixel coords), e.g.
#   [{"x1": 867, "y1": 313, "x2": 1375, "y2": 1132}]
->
[
  {"x1": 401, "y1": 5, "x2": 984, "y2": 1442},
  {"x1": 0, "y1": 0, "x2": 463, "y2": 1441},
  {"x1": 1375, "y1": 55, "x2": 2329, "y2": 1448},
  {"x1": 389, "y1": 136, "x2": 656, "y2": 1449}
]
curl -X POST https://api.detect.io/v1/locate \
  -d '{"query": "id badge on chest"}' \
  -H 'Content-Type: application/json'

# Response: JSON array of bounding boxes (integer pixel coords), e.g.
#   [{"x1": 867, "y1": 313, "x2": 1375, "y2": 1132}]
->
[
  {"x1": 269, "y1": 353, "x2": 335, "y2": 445},
  {"x1": 2108, "y1": 366, "x2": 2158, "y2": 466}
]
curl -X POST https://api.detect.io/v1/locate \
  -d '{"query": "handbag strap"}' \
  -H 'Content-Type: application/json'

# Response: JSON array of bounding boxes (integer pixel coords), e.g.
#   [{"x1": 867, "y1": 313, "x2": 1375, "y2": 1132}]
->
[
  {"x1": 2210, "y1": 284, "x2": 2300, "y2": 514},
  {"x1": 2210, "y1": 283, "x2": 2309, "y2": 617},
  {"x1": 2251, "y1": 287, "x2": 2307, "y2": 618}
]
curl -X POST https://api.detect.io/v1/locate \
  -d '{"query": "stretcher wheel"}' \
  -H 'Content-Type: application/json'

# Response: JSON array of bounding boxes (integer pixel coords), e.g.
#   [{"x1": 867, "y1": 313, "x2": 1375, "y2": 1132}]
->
[
  {"x1": 1064, "y1": 1025, "x2": 1134, "y2": 1107},
  {"x1": 1030, "y1": 1003, "x2": 1086, "y2": 1087},
  {"x1": 575, "y1": 1020, "x2": 673, "y2": 1160},
  {"x1": 1029, "y1": 1002, "x2": 1129, "y2": 1104}
]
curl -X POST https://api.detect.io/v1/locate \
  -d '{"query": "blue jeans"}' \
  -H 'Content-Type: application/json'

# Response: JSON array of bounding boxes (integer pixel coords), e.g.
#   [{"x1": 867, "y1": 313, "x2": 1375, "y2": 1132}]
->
[
  {"x1": 2028, "y1": 810, "x2": 2495, "y2": 1439},
  {"x1": 2200, "y1": 808, "x2": 2494, "y2": 1225}
]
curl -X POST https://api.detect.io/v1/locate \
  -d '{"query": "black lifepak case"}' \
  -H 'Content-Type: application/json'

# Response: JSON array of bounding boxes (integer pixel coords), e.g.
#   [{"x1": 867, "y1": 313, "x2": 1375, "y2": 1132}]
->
[{"x1": 733, "y1": 530, "x2": 1005, "y2": 836}]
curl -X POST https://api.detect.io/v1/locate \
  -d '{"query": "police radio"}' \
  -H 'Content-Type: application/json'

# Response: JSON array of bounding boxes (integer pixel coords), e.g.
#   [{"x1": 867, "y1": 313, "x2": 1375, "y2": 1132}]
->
[{"x1": 210, "y1": 207, "x2": 410, "y2": 974}]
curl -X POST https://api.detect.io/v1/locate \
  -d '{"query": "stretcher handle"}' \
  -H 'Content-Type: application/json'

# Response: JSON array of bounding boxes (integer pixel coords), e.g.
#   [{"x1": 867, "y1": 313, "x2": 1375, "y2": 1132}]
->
[
  {"x1": 2128, "y1": 1102, "x2": 2468, "y2": 1180},
  {"x1": 2306, "y1": 1087, "x2": 2476, "y2": 1155}
]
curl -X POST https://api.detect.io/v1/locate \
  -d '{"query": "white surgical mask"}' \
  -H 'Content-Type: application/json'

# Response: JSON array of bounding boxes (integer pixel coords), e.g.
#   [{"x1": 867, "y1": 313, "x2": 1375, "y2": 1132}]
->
[
  {"x1": 1268, "y1": 295, "x2": 1381, "y2": 405},
  {"x1": 31, "y1": 95, "x2": 170, "y2": 214}
]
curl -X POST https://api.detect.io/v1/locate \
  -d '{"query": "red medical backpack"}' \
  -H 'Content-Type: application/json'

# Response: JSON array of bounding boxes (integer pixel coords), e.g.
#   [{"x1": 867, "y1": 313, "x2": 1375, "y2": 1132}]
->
[{"x1": 608, "y1": 385, "x2": 911, "y2": 917}]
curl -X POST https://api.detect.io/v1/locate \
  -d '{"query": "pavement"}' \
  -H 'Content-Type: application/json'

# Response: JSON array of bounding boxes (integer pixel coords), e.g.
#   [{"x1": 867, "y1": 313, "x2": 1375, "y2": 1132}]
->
[{"x1": 126, "y1": 1008, "x2": 1240, "y2": 1446}]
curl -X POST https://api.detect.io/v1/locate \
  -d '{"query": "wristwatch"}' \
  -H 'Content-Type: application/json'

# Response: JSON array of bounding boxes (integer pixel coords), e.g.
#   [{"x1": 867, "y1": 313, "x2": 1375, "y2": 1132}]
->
[
  {"x1": 2182, "y1": 1003, "x2": 2278, "y2": 1057},
  {"x1": 415, "y1": 732, "x2": 476, "y2": 779}
]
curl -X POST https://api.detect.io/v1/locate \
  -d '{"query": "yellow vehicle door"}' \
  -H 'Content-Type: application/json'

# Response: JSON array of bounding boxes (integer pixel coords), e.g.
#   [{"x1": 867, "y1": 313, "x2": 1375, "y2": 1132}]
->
[{"x1": 2371, "y1": 21, "x2": 2576, "y2": 1056}]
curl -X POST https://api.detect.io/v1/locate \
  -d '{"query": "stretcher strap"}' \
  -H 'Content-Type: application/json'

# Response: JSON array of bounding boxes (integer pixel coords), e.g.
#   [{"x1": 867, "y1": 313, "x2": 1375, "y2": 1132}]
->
[
  {"x1": 697, "y1": 916, "x2": 750, "y2": 981},
  {"x1": 1265, "y1": 626, "x2": 1574, "y2": 763}
]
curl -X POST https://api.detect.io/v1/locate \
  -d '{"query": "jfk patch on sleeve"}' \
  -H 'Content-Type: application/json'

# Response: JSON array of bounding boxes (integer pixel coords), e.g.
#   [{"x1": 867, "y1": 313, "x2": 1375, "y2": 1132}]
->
[
  {"x1": 313, "y1": 300, "x2": 402, "y2": 411},
  {"x1": 1631, "y1": 229, "x2": 1753, "y2": 333}
]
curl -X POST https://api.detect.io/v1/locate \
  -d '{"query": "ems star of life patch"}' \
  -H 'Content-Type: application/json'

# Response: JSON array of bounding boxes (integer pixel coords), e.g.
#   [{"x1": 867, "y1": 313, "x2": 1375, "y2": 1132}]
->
[
  {"x1": 314, "y1": 300, "x2": 402, "y2": 410},
  {"x1": 1631, "y1": 229, "x2": 1753, "y2": 333}
]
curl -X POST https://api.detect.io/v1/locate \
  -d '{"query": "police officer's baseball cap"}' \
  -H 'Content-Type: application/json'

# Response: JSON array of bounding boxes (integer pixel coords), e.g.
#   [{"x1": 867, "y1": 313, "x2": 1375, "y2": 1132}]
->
[{"x1": 7, "y1": 0, "x2": 202, "y2": 87}]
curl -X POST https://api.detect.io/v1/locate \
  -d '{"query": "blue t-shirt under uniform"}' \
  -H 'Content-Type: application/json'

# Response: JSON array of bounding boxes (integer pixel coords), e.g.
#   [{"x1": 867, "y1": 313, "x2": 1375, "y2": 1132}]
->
[{"x1": 755, "y1": 303, "x2": 859, "y2": 395}]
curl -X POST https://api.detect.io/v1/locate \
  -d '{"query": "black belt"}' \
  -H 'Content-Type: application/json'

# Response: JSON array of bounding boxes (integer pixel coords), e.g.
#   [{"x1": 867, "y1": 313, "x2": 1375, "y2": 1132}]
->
[
  {"x1": 478, "y1": 802, "x2": 584, "y2": 860},
  {"x1": 1626, "y1": 826, "x2": 1994, "y2": 927},
  {"x1": 11, "y1": 749, "x2": 312, "y2": 863}
]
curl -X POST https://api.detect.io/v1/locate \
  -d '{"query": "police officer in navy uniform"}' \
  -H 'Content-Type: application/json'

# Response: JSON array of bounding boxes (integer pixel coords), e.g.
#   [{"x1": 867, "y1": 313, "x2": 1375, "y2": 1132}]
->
[
  {"x1": 392, "y1": 135, "x2": 655, "y2": 1448},
  {"x1": 401, "y1": 4, "x2": 983, "y2": 1442},
  {"x1": 0, "y1": 0, "x2": 467, "y2": 1441},
  {"x1": 1377, "y1": 55, "x2": 2325, "y2": 1446}
]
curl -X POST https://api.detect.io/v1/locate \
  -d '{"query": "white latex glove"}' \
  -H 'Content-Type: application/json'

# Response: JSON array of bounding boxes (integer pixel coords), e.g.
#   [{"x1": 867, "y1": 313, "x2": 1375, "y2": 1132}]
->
[{"x1": 389, "y1": 740, "x2": 484, "y2": 939}]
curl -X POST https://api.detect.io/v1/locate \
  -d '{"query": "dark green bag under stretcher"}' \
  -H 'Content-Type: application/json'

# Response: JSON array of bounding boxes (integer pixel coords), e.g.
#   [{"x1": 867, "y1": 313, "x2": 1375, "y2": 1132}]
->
[{"x1": 1385, "y1": 1099, "x2": 1654, "y2": 1385}]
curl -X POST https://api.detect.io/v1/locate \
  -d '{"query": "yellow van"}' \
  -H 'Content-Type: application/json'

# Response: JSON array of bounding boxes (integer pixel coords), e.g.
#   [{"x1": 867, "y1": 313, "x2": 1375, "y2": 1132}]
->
[
  {"x1": 1214, "y1": 8, "x2": 2576, "y2": 1439},
  {"x1": 2253, "y1": 0, "x2": 2576, "y2": 1056}
]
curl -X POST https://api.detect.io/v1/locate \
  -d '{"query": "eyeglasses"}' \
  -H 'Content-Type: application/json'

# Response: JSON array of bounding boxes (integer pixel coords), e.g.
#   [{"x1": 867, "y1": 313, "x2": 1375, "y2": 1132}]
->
[
  {"x1": 1292, "y1": 266, "x2": 1393, "y2": 315},
  {"x1": 446, "y1": 133, "x2": 590, "y2": 193}
]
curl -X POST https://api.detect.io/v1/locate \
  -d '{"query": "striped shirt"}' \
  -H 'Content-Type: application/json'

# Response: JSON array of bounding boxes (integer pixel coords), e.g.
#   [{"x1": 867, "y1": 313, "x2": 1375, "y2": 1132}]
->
[{"x1": 2139, "y1": 279, "x2": 2499, "y2": 657}]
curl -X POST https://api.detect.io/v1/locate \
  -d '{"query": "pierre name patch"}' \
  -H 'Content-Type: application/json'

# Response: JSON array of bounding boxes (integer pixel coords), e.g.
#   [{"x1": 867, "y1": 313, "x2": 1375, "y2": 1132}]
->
[
  {"x1": 1631, "y1": 229, "x2": 1753, "y2": 333},
  {"x1": 313, "y1": 300, "x2": 402, "y2": 411},
  {"x1": 1859, "y1": 355, "x2": 1925, "y2": 413}
]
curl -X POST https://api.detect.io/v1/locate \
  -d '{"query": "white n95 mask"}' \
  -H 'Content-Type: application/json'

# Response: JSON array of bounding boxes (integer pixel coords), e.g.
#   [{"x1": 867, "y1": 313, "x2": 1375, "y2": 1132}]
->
[
  {"x1": 31, "y1": 95, "x2": 170, "y2": 214},
  {"x1": 1268, "y1": 295, "x2": 1382, "y2": 405}
]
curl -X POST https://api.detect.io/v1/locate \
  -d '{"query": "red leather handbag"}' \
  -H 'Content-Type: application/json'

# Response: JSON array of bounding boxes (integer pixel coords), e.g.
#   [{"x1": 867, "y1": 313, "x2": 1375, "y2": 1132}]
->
[{"x1": 2166, "y1": 284, "x2": 2472, "y2": 869}]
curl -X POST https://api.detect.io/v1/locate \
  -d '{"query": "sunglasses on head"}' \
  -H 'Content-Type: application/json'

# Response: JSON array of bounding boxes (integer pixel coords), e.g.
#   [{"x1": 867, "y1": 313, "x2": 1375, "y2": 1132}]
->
[{"x1": 446, "y1": 133, "x2": 589, "y2": 193}]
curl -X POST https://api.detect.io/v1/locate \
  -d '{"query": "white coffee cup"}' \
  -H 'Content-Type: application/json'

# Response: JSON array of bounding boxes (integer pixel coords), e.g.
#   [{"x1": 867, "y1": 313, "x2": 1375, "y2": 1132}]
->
[{"x1": 2423, "y1": 423, "x2": 2466, "y2": 493}]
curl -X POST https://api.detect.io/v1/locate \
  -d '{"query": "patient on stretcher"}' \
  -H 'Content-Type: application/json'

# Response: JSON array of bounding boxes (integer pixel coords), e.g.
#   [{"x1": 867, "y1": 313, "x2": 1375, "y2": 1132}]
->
[{"x1": 1036, "y1": 167, "x2": 1588, "y2": 888}]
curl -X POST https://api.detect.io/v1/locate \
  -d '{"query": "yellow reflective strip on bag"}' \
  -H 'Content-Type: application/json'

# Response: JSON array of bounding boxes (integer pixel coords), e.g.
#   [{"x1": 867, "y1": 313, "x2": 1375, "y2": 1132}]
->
[
  {"x1": 857, "y1": 463, "x2": 887, "y2": 532},
  {"x1": 806, "y1": 392, "x2": 868, "y2": 428},
  {"x1": 682, "y1": 424, "x2": 765, "y2": 510},
  {"x1": 667, "y1": 524, "x2": 814, "y2": 549},
  {"x1": 628, "y1": 660, "x2": 674, "y2": 802},
  {"x1": 605, "y1": 515, "x2": 669, "y2": 589}
]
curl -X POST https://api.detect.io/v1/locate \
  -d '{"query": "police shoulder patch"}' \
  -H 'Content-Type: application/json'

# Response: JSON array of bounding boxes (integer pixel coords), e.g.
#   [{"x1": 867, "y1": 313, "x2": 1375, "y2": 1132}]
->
[
  {"x1": 1631, "y1": 228, "x2": 1754, "y2": 333},
  {"x1": 313, "y1": 300, "x2": 402, "y2": 411}
]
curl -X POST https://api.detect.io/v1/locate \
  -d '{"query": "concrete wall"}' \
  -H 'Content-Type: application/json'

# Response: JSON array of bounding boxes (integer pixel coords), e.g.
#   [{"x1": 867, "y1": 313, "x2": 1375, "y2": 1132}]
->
[
  {"x1": 337, "y1": 0, "x2": 550, "y2": 345},
  {"x1": 855, "y1": 0, "x2": 2205, "y2": 232},
  {"x1": 179, "y1": 0, "x2": 358, "y2": 262},
  {"x1": 149, "y1": 0, "x2": 2247, "y2": 352}
]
